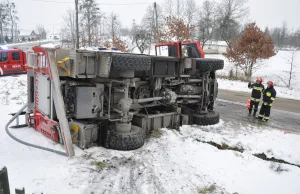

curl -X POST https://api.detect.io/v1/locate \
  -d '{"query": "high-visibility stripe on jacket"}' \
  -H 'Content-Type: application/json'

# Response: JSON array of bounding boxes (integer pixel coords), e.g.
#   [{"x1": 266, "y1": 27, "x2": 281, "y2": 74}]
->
[
  {"x1": 262, "y1": 86, "x2": 276, "y2": 106},
  {"x1": 248, "y1": 83, "x2": 264, "y2": 101}
]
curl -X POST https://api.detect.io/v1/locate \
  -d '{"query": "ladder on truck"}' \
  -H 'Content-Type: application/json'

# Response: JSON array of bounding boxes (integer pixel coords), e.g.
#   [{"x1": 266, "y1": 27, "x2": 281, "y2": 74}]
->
[
  {"x1": 47, "y1": 49, "x2": 75, "y2": 157},
  {"x1": 8, "y1": 48, "x2": 75, "y2": 157}
]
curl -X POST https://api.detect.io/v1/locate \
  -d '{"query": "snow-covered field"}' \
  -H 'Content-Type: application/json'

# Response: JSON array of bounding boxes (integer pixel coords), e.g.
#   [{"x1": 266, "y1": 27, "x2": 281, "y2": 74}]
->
[
  {"x1": 208, "y1": 51, "x2": 300, "y2": 100},
  {"x1": 218, "y1": 78, "x2": 300, "y2": 100},
  {"x1": 1, "y1": 74, "x2": 300, "y2": 193}
]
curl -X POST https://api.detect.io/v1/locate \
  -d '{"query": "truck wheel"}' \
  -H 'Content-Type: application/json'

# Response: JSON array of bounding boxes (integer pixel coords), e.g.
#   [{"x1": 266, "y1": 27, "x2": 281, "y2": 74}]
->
[
  {"x1": 111, "y1": 53, "x2": 151, "y2": 71},
  {"x1": 193, "y1": 111, "x2": 220, "y2": 126},
  {"x1": 195, "y1": 58, "x2": 224, "y2": 72},
  {"x1": 108, "y1": 125, "x2": 145, "y2": 151}
]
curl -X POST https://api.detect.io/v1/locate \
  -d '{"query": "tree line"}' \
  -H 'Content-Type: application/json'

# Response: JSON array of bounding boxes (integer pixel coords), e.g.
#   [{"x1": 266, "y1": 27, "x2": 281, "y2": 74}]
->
[
  {"x1": 0, "y1": 0, "x2": 48, "y2": 43},
  {"x1": 265, "y1": 21, "x2": 300, "y2": 49},
  {"x1": 61, "y1": 0, "x2": 252, "y2": 52}
]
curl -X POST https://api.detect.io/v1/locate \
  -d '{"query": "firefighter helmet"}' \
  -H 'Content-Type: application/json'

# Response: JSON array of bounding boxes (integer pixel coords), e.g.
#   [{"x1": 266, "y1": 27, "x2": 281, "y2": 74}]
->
[
  {"x1": 257, "y1": 77, "x2": 263, "y2": 83},
  {"x1": 267, "y1": 81, "x2": 274, "y2": 86}
]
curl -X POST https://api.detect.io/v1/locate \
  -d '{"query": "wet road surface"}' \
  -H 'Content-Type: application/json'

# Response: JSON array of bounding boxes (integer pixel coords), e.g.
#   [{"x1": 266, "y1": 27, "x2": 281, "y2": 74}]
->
[{"x1": 216, "y1": 89, "x2": 300, "y2": 134}]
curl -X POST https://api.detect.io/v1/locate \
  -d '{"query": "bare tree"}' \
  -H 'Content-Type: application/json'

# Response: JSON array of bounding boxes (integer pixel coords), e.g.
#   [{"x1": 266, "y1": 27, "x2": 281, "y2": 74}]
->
[
  {"x1": 163, "y1": 0, "x2": 184, "y2": 19},
  {"x1": 163, "y1": 0, "x2": 173, "y2": 16},
  {"x1": 0, "y1": 2, "x2": 9, "y2": 43},
  {"x1": 106, "y1": 12, "x2": 121, "y2": 46},
  {"x1": 270, "y1": 27, "x2": 281, "y2": 47},
  {"x1": 264, "y1": 27, "x2": 270, "y2": 37},
  {"x1": 267, "y1": 25, "x2": 300, "y2": 49},
  {"x1": 295, "y1": 28, "x2": 300, "y2": 48},
  {"x1": 184, "y1": 0, "x2": 197, "y2": 26},
  {"x1": 134, "y1": 25, "x2": 152, "y2": 54},
  {"x1": 280, "y1": 20, "x2": 288, "y2": 47},
  {"x1": 36, "y1": 24, "x2": 47, "y2": 40},
  {"x1": 63, "y1": 9, "x2": 76, "y2": 48},
  {"x1": 80, "y1": 0, "x2": 101, "y2": 46},
  {"x1": 277, "y1": 49, "x2": 299, "y2": 88},
  {"x1": 6, "y1": 0, "x2": 18, "y2": 42},
  {"x1": 142, "y1": 3, "x2": 164, "y2": 44},
  {"x1": 103, "y1": 14, "x2": 129, "y2": 52},
  {"x1": 216, "y1": 0, "x2": 249, "y2": 46},
  {"x1": 175, "y1": 0, "x2": 184, "y2": 19},
  {"x1": 197, "y1": 0, "x2": 216, "y2": 48},
  {"x1": 60, "y1": 27, "x2": 71, "y2": 48}
]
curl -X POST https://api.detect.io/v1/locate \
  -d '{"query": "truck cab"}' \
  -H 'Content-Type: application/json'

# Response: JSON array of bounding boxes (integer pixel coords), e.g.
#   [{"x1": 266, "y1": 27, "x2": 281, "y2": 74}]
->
[
  {"x1": 155, "y1": 40, "x2": 205, "y2": 58},
  {"x1": 0, "y1": 48, "x2": 27, "y2": 75}
]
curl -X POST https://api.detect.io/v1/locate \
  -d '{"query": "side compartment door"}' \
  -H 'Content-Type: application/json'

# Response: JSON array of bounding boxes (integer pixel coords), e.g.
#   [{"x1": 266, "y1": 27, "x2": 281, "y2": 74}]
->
[
  {"x1": 10, "y1": 51, "x2": 23, "y2": 74},
  {"x1": 0, "y1": 51, "x2": 9, "y2": 75}
]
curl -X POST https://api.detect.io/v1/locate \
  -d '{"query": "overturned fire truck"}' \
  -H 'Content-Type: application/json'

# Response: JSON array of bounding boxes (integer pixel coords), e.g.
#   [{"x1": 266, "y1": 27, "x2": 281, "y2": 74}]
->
[{"x1": 13, "y1": 41, "x2": 224, "y2": 156}]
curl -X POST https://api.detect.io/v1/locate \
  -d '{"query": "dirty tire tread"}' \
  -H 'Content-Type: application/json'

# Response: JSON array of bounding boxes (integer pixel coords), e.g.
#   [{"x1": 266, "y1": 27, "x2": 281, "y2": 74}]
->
[
  {"x1": 193, "y1": 111, "x2": 220, "y2": 126},
  {"x1": 196, "y1": 58, "x2": 224, "y2": 72},
  {"x1": 111, "y1": 53, "x2": 151, "y2": 71},
  {"x1": 108, "y1": 125, "x2": 145, "y2": 151}
]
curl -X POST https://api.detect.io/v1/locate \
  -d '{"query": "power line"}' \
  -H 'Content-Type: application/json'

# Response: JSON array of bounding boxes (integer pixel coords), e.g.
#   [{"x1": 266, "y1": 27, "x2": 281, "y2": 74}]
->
[
  {"x1": 31, "y1": 0, "x2": 152, "y2": 5},
  {"x1": 32, "y1": 0, "x2": 71, "y2": 3}
]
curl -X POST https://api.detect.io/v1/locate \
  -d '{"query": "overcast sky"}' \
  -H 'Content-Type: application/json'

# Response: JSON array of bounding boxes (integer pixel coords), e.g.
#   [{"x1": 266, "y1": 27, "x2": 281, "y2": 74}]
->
[{"x1": 13, "y1": 0, "x2": 300, "y2": 35}]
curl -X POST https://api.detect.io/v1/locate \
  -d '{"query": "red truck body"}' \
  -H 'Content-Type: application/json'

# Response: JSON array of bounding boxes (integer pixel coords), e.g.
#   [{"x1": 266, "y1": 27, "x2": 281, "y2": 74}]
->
[{"x1": 0, "y1": 48, "x2": 27, "y2": 75}]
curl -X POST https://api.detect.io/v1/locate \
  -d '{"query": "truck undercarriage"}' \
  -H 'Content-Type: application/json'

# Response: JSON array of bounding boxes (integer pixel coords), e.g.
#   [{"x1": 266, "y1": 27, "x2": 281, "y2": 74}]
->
[{"x1": 16, "y1": 42, "x2": 224, "y2": 156}]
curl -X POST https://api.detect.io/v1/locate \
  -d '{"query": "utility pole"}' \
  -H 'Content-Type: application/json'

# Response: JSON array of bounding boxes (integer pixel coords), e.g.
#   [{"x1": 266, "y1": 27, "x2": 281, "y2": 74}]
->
[
  {"x1": 154, "y1": 2, "x2": 158, "y2": 43},
  {"x1": 75, "y1": 0, "x2": 80, "y2": 49},
  {"x1": 148, "y1": 3, "x2": 154, "y2": 54}
]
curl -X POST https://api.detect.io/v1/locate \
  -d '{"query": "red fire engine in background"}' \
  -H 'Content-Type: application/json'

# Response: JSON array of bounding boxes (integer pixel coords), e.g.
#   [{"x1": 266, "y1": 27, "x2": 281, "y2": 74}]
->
[{"x1": 0, "y1": 48, "x2": 27, "y2": 75}]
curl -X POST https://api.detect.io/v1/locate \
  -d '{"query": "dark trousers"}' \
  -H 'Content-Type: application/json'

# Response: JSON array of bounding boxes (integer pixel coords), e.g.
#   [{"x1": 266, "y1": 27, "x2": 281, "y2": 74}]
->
[
  {"x1": 258, "y1": 104, "x2": 271, "y2": 120},
  {"x1": 249, "y1": 100, "x2": 259, "y2": 113}
]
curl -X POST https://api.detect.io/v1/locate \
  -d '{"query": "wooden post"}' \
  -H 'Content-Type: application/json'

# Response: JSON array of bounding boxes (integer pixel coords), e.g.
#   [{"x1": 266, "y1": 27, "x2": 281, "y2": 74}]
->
[{"x1": 0, "y1": 166, "x2": 10, "y2": 194}]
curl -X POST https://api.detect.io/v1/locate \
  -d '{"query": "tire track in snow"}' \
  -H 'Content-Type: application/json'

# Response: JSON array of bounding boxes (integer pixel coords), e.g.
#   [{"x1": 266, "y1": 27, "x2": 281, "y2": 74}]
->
[{"x1": 67, "y1": 130, "x2": 228, "y2": 194}]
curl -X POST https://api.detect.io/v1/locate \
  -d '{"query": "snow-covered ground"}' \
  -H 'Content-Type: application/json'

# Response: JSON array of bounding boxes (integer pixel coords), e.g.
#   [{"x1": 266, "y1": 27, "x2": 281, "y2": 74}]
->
[
  {"x1": 208, "y1": 51, "x2": 300, "y2": 89},
  {"x1": 1, "y1": 74, "x2": 300, "y2": 194},
  {"x1": 40, "y1": 42, "x2": 61, "y2": 49},
  {"x1": 1, "y1": 39, "x2": 55, "y2": 48},
  {"x1": 218, "y1": 78, "x2": 300, "y2": 100},
  {"x1": 207, "y1": 51, "x2": 300, "y2": 100}
]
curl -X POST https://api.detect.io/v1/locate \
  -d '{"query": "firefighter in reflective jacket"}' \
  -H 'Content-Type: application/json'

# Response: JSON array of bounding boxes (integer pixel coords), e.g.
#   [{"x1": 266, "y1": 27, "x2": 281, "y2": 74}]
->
[
  {"x1": 257, "y1": 81, "x2": 276, "y2": 122},
  {"x1": 248, "y1": 77, "x2": 264, "y2": 116}
]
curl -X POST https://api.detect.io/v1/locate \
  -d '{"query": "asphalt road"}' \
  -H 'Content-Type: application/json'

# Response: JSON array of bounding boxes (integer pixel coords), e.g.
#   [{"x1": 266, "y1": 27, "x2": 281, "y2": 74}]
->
[{"x1": 216, "y1": 89, "x2": 300, "y2": 134}]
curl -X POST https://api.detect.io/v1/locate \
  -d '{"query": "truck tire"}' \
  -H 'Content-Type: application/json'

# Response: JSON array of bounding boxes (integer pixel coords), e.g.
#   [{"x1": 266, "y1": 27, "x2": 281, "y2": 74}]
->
[
  {"x1": 196, "y1": 58, "x2": 224, "y2": 72},
  {"x1": 111, "y1": 53, "x2": 151, "y2": 71},
  {"x1": 108, "y1": 125, "x2": 145, "y2": 151},
  {"x1": 193, "y1": 111, "x2": 220, "y2": 126}
]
